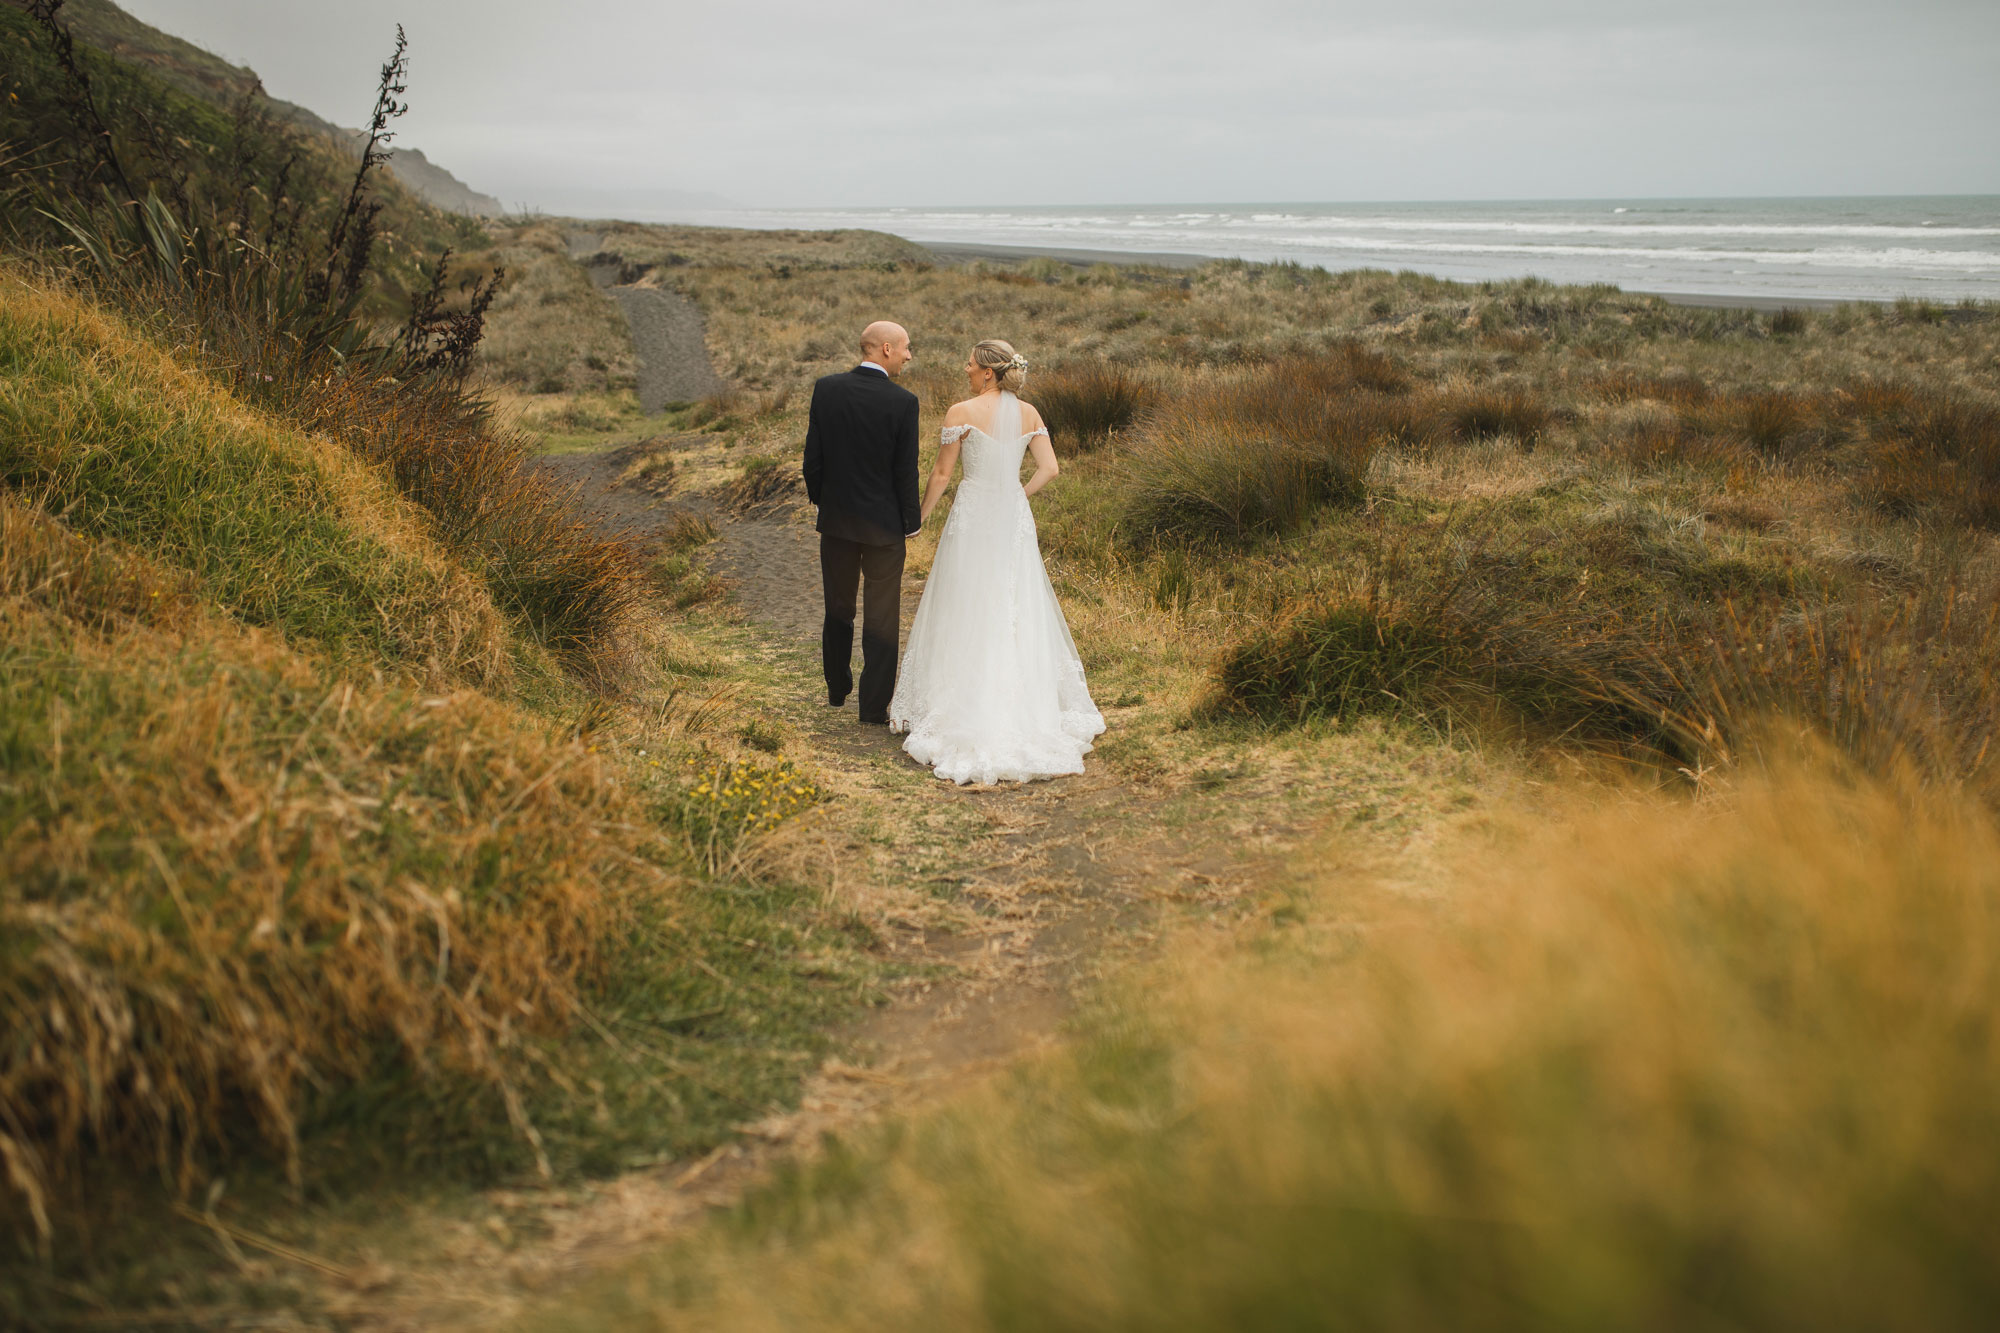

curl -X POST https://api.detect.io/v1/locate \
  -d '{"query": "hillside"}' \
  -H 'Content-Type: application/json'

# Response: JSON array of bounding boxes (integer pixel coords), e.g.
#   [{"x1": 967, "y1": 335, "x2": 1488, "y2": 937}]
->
[
  {"x1": 0, "y1": 249, "x2": 891, "y2": 1316},
  {"x1": 4, "y1": 0, "x2": 502, "y2": 214},
  {"x1": 0, "y1": 1, "x2": 491, "y2": 319}
]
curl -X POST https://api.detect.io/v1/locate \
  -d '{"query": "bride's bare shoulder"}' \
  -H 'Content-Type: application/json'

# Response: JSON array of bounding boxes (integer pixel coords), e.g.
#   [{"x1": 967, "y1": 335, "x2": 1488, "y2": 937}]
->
[{"x1": 942, "y1": 398, "x2": 977, "y2": 424}]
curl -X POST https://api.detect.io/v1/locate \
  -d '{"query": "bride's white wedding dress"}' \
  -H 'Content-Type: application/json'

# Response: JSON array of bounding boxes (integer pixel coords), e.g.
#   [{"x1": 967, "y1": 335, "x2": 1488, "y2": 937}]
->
[{"x1": 889, "y1": 391, "x2": 1104, "y2": 785}]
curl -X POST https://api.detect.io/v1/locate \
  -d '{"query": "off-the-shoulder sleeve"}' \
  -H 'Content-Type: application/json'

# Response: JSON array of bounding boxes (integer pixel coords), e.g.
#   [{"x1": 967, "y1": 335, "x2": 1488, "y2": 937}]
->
[
  {"x1": 940, "y1": 425, "x2": 973, "y2": 444},
  {"x1": 1027, "y1": 426, "x2": 1049, "y2": 440}
]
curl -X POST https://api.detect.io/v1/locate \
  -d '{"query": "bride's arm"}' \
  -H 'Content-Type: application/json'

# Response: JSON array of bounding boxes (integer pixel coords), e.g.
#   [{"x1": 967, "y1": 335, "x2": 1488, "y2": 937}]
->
[
  {"x1": 919, "y1": 442, "x2": 960, "y2": 523},
  {"x1": 919, "y1": 429, "x2": 962, "y2": 526},
  {"x1": 1022, "y1": 407, "x2": 1059, "y2": 498}
]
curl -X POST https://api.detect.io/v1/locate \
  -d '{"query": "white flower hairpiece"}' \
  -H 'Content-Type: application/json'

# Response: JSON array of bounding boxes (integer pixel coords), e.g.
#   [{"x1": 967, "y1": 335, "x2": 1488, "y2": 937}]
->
[{"x1": 1007, "y1": 354, "x2": 1029, "y2": 371}]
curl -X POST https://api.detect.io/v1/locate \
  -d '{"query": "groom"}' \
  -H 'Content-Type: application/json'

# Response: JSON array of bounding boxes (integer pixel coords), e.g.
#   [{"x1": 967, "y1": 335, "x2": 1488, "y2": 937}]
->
[{"x1": 802, "y1": 320, "x2": 921, "y2": 724}]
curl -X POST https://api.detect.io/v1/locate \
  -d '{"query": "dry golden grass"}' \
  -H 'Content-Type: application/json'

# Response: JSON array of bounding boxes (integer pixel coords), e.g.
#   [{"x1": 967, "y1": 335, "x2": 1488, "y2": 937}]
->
[
  {"x1": 25, "y1": 215, "x2": 1964, "y2": 1320},
  {"x1": 1020, "y1": 363, "x2": 1153, "y2": 453},
  {"x1": 0, "y1": 490, "x2": 677, "y2": 1249},
  {"x1": 470, "y1": 224, "x2": 638, "y2": 395},
  {"x1": 0, "y1": 273, "x2": 513, "y2": 683},
  {"x1": 1116, "y1": 355, "x2": 1438, "y2": 542},
  {"x1": 0, "y1": 280, "x2": 722, "y2": 1258},
  {"x1": 527, "y1": 759, "x2": 2000, "y2": 1331}
]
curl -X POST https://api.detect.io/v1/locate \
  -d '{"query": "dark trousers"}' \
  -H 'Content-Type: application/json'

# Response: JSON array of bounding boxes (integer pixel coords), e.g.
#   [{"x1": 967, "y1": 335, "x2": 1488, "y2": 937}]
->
[{"x1": 820, "y1": 533, "x2": 904, "y2": 720}]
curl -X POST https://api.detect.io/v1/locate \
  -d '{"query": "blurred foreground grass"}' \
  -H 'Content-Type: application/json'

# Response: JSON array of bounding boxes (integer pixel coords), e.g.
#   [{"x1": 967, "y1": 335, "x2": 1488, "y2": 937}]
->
[{"x1": 529, "y1": 758, "x2": 2000, "y2": 1331}]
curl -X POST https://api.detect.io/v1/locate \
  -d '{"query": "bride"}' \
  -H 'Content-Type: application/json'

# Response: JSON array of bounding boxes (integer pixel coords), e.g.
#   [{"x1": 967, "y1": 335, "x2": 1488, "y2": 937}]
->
[{"x1": 889, "y1": 339, "x2": 1105, "y2": 785}]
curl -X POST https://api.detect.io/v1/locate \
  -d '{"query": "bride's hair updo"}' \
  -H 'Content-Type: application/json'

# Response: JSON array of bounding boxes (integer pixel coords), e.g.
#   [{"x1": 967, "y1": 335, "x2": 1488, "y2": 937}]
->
[{"x1": 971, "y1": 339, "x2": 1029, "y2": 393}]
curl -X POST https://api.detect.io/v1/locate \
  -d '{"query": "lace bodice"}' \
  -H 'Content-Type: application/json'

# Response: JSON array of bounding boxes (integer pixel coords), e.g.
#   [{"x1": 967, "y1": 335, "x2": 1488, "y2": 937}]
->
[
  {"x1": 941, "y1": 421, "x2": 1048, "y2": 489},
  {"x1": 940, "y1": 424, "x2": 1048, "y2": 445}
]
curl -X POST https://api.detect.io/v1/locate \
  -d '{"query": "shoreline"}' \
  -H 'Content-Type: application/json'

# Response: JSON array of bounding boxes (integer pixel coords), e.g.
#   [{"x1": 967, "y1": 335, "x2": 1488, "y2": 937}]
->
[{"x1": 918, "y1": 240, "x2": 1888, "y2": 312}]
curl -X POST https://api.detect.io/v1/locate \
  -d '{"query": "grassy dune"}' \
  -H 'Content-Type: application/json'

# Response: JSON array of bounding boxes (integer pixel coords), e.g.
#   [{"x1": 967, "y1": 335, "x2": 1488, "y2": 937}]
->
[
  {"x1": 1, "y1": 275, "x2": 625, "y2": 1224},
  {"x1": 1, "y1": 277, "x2": 510, "y2": 676},
  {"x1": 0, "y1": 272, "x2": 880, "y2": 1311}
]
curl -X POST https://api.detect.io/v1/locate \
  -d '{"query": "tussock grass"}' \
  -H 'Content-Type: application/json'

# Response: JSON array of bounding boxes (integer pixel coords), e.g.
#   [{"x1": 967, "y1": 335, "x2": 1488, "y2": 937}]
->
[
  {"x1": 1660, "y1": 587, "x2": 2000, "y2": 799},
  {"x1": 1769, "y1": 305, "x2": 1811, "y2": 336},
  {"x1": 18, "y1": 253, "x2": 645, "y2": 676},
  {"x1": 1211, "y1": 561, "x2": 2000, "y2": 799},
  {"x1": 1210, "y1": 592, "x2": 1661, "y2": 746},
  {"x1": 1024, "y1": 364, "x2": 1151, "y2": 453},
  {"x1": 1115, "y1": 357, "x2": 1426, "y2": 543},
  {"x1": 1855, "y1": 386, "x2": 2000, "y2": 527},
  {"x1": 1193, "y1": 476, "x2": 1998, "y2": 796},
  {"x1": 288, "y1": 362, "x2": 645, "y2": 675},
  {"x1": 0, "y1": 275, "x2": 509, "y2": 680},
  {"x1": 1444, "y1": 384, "x2": 1550, "y2": 445},
  {"x1": 1201, "y1": 514, "x2": 1684, "y2": 750},
  {"x1": 0, "y1": 487, "x2": 672, "y2": 1246},
  {"x1": 649, "y1": 511, "x2": 725, "y2": 611},
  {"x1": 529, "y1": 765, "x2": 2000, "y2": 1331},
  {"x1": 722, "y1": 453, "x2": 803, "y2": 513}
]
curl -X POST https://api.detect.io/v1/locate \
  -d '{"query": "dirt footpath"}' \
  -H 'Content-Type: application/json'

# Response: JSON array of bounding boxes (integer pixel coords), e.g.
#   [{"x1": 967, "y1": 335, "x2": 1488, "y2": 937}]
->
[
  {"x1": 330, "y1": 444, "x2": 1261, "y2": 1331},
  {"x1": 568, "y1": 229, "x2": 726, "y2": 411},
  {"x1": 536, "y1": 437, "x2": 1160, "y2": 1091}
]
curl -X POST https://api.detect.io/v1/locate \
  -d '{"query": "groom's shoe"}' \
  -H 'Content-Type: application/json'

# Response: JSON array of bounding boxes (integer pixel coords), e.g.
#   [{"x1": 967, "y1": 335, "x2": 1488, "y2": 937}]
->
[
  {"x1": 828, "y1": 691, "x2": 849, "y2": 708},
  {"x1": 858, "y1": 712, "x2": 889, "y2": 727}
]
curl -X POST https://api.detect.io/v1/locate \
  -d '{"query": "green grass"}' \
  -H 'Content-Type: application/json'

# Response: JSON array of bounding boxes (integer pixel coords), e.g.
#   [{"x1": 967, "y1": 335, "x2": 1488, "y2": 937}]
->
[
  {"x1": 0, "y1": 278, "x2": 501, "y2": 667},
  {"x1": 0, "y1": 277, "x2": 887, "y2": 1319}
]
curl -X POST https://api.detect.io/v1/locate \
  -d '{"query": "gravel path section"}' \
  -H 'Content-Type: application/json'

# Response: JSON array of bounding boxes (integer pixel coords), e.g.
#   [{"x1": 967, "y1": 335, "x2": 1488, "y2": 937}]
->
[
  {"x1": 612, "y1": 287, "x2": 726, "y2": 411},
  {"x1": 531, "y1": 441, "x2": 685, "y2": 546},
  {"x1": 705, "y1": 512, "x2": 831, "y2": 642},
  {"x1": 527, "y1": 442, "x2": 836, "y2": 644},
  {"x1": 565, "y1": 228, "x2": 726, "y2": 412}
]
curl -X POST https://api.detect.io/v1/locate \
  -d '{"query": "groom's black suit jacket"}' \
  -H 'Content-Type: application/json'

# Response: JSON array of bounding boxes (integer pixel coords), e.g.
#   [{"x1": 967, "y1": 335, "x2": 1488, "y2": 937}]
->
[{"x1": 803, "y1": 366, "x2": 921, "y2": 546}]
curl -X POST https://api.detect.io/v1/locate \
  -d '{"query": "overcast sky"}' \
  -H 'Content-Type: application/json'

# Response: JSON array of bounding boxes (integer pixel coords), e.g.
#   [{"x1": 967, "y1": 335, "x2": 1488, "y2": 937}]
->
[{"x1": 119, "y1": 0, "x2": 2000, "y2": 211}]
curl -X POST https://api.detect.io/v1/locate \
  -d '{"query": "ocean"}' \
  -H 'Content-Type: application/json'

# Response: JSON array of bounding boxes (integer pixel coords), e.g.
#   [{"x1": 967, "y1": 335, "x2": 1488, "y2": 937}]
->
[{"x1": 658, "y1": 197, "x2": 2000, "y2": 305}]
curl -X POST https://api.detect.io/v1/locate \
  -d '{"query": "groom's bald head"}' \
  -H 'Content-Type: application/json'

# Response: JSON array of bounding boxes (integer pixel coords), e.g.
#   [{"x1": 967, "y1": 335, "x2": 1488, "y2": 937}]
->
[{"x1": 859, "y1": 321, "x2": 913, "y2": 375}]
